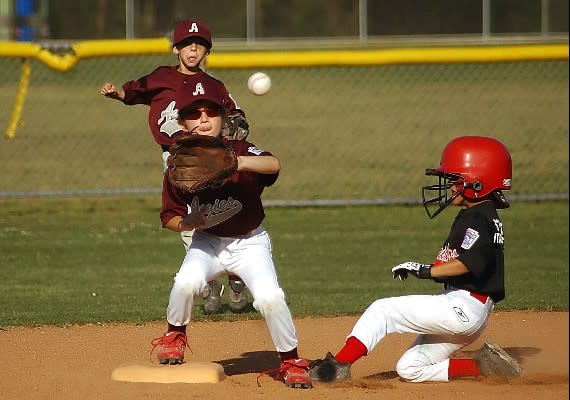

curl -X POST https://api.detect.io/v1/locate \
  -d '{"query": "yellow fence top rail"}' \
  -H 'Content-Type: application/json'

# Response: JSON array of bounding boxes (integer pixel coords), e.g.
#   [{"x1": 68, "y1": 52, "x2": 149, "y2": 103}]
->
[{"x1": 0, "y1": 39, "x2": 567, "y2": 72}]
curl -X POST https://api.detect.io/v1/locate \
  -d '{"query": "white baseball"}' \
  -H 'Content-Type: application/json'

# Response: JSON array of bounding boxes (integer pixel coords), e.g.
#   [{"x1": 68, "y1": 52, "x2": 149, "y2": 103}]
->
[{"x1": 247, "y1": 72, "x2": 271, "y2": 96}]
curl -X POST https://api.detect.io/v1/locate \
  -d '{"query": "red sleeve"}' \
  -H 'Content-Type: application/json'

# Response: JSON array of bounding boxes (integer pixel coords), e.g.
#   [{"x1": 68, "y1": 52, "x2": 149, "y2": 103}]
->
[
  {"x1": 122, "y1": 76, "x2": 152, "y2": 105},
  {"x1": 122, "y1": 66, "x2": 169, "y2": 106},
  {"x1": 160, "y1": 175, "x2": 188, "y2": 227}
]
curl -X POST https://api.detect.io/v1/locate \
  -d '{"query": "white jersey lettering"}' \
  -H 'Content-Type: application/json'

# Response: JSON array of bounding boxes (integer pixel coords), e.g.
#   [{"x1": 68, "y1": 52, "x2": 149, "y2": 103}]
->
[
  {"x1": 493, "y1": 218, "x2": 505, "y2": 244},
  {"x1": 158, "y1": 101, "x2": 181, "y2": 136},
  {"x1": 192, "y1": 83, "x2": 205, "y2": 96},
  {"x1": 189, "y1": 22, "x2": 199, "y2": 33},
  {"x1": 190, "y1": 196, "x2": 242, "y2": 229}
]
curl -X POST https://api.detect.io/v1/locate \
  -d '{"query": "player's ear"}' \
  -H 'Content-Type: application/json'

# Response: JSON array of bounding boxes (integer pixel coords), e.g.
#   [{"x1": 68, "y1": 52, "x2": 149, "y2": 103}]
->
[{"x1": 172, "y1": 47, "x2": 180, "y2": 56}]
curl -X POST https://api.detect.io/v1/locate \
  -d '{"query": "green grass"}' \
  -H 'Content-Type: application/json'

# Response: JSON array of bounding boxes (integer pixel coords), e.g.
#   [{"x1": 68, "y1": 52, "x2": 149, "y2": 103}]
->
[
  {"x1": 0, "y1": 58, "x2": 568, "y2": 199},
  {"x1": 0, "y1": 197, "x2": 567, "y2": 326},
  {"x1": 0, "y1": 52, "x2": 566, "y2": 329}
]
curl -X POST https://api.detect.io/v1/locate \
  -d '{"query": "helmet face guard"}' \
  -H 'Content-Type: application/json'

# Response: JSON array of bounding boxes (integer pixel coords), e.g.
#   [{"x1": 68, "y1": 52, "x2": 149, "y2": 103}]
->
[{"x1": 422, "y1": 170, "x2": 464, "y2": 219}]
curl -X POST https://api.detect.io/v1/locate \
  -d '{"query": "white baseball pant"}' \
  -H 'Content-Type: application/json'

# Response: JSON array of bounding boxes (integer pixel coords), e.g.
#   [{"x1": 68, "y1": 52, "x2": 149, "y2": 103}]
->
[
  {"x1": 347, "y1": 289, "x2": 494, "y2": 382},
  {"x1": 166, "y1": 225, "x2": 298, "y2": 353}
]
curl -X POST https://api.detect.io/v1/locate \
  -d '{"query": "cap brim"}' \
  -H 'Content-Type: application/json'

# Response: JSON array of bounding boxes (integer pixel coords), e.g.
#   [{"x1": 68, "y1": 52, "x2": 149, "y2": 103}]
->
[{"x1": 172, "y1": 36, "x2": 212, "y2": 49}]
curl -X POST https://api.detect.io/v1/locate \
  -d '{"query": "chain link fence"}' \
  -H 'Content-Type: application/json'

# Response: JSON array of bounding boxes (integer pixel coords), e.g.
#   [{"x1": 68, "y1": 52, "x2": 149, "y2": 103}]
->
[{"x1": 0, "y1": 49, "x2": 568, "y2": 204}]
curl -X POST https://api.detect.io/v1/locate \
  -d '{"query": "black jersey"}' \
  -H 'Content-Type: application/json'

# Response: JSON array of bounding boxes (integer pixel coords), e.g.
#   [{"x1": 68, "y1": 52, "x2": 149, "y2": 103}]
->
[{"x1": 432, "y1": 201, "x2": 506, "y2": 303}]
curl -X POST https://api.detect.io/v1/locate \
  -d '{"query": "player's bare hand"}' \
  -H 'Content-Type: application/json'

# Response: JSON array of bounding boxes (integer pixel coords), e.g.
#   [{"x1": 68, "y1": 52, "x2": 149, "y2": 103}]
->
[
  {"x1": 100, "y1": 82, "x2": 116, "y2": 95},
  {"x1": 181, "y1": 207, "x2": 207, "y2": 230},
  {"x1": 100, "y1": 82, "x2": 124, "y2": 100}
]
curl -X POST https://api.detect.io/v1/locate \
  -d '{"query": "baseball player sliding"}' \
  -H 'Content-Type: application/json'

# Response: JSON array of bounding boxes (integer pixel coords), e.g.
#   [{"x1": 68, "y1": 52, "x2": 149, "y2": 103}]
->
[
  {"x1": 151, "y1": 78, "x2": 312, "y2": 389},
  {"x1": 100, "y1": 19, "x2": 250, "y2": 314},
  {"x1": 309, "y1": 136, "x2": 523, "y2": 383}
]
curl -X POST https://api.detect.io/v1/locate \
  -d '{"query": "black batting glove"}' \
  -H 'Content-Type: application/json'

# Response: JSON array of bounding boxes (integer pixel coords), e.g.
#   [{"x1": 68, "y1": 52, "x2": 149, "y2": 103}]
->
[{"x1": 392, "y1": 262, "x2": 432, "y2": 281}]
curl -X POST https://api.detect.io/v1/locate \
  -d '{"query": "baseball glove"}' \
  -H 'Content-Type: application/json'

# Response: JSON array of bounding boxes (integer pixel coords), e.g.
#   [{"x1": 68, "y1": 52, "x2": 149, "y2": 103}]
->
[
  {"x1": 166, "y1": 134, "x2": 238, "y2": 194},
  {"x1": 308, "y1": 352, "x2": 351, "y2": 382},
  {"x1": 475, "y1": 341, "x2": 523, "y2": 378},
  {"x1": 222, "y1": 113, "x2": 249, "y2": 140}
]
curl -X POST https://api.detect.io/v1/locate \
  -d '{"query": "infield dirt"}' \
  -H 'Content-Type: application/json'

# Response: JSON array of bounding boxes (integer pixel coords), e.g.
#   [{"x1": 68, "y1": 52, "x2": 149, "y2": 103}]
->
[{"x1": 1, "y1": 311, "x2": 567, "y2": 400}]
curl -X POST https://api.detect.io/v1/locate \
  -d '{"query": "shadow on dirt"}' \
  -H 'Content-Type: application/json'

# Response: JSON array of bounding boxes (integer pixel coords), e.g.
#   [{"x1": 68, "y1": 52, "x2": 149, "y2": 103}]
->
[{"x1": 214, "y1": 350, "x2": 281, "y2": 376}]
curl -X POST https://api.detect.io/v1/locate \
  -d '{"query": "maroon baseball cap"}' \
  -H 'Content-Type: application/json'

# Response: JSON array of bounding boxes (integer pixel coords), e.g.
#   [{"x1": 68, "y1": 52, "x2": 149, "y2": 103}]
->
[
  {"x1": 172, "y1": 19, "x2": 212, "y2": 49},
  {"x1": 176, "y1": 78, "x2": 225, "y2": 116}
]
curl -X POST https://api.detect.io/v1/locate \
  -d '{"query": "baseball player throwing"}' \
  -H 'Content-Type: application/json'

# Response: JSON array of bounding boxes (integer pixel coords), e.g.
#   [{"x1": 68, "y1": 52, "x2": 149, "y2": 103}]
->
[
  {"x1": 150, "y1": 78, "x2": 312, "y2": 389},
  {"x1": 100, "y1": 19, "x2": 250, "y2": 314},
  {"x1": 309, "y1": 136, "x2": 523, "y2": 383}
]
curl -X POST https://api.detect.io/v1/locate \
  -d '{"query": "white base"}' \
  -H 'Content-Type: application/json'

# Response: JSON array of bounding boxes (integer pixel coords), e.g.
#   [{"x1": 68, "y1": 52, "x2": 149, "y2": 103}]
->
[{"x1": 111, "y1": 362, "x2": 226, "y2": 383}]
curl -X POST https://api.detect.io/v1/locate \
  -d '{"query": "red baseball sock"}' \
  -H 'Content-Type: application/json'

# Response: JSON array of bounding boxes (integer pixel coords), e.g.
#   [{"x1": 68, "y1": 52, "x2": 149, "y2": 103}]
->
[
  {"x1": 448, "y1": 358, "x2": 481, "y2": 378},
  {"x1": 279, "y1": 348, "x2": 299, "y2": 361},
  {"x1": 167, "y1": 323, "x2": 187, "y2": 333},
  {"x1": 334, "y1": 336, "x2": 368, "y2": 364}
]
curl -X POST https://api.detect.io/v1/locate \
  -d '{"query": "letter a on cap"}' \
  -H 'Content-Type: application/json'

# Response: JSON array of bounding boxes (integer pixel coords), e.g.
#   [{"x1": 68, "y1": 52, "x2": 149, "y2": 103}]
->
[{"x1": 189, "y1": 22, "x2": 199, "y2": 33}]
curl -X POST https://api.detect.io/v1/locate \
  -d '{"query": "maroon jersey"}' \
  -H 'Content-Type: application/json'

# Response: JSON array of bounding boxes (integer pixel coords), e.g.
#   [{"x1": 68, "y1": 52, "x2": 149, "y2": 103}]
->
[
  {"x1": 121, "y1": 67, "x2": 244, "y2": 147},
  {"x1": 160, "y1": 140, "x2": 278, "y2": 237}
]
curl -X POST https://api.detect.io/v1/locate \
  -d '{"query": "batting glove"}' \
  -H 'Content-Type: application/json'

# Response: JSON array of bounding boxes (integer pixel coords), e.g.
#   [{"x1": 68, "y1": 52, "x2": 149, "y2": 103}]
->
[{"x1": 392, "y1": 262, "x2": 432, "y2": 281}]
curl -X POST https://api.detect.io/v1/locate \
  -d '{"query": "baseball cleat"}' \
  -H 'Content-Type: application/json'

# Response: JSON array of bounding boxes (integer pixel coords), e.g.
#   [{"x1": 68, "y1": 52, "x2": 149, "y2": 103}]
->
[
  {"x1": 228, "y1": 276, "x2": 248, "y2": 312},
  {"x1": 475, "y1": 341, "x2": 523, "y2": 378},
  {"x1": 309, "y1": 352, "x2": 351, "y2": 382},
  {"x1": 277, "y1": 358, "x2": 313, "y2": 389},
  {"x1": 202, "y1": 280, "x2": 224, "y2": 314},
  {"x1": 150, "y1": 331, "x2": 188, "y2": 365}
]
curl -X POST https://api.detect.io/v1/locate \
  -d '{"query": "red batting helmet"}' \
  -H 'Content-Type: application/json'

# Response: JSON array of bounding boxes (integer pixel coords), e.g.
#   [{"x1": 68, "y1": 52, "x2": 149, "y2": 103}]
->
[{"x1": 422, "y1": 136, "x2": 512, "y2": 218}]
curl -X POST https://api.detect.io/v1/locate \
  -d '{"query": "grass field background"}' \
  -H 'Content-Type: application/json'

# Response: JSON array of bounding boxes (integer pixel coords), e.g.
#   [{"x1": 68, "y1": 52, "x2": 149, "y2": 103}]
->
[
  {"x1": 0, "y1": 197, "x2": 567, "y2": 327},
  {"x1": 0, "y1": 48, "x2": 567, "y2": 328},
  {"x1": 0, "y1": 57, "x2": 568, "y2": 199}
]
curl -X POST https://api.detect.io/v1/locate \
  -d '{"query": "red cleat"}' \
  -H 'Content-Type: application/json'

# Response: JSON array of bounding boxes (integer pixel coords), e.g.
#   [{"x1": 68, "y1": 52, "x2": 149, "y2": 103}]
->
[
  {"x1": 276, "y1": 358, "x2": 313, "y2": 389},
  {"x1": 150, "y1": 331, "x2": 188, "y2": 365}
]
